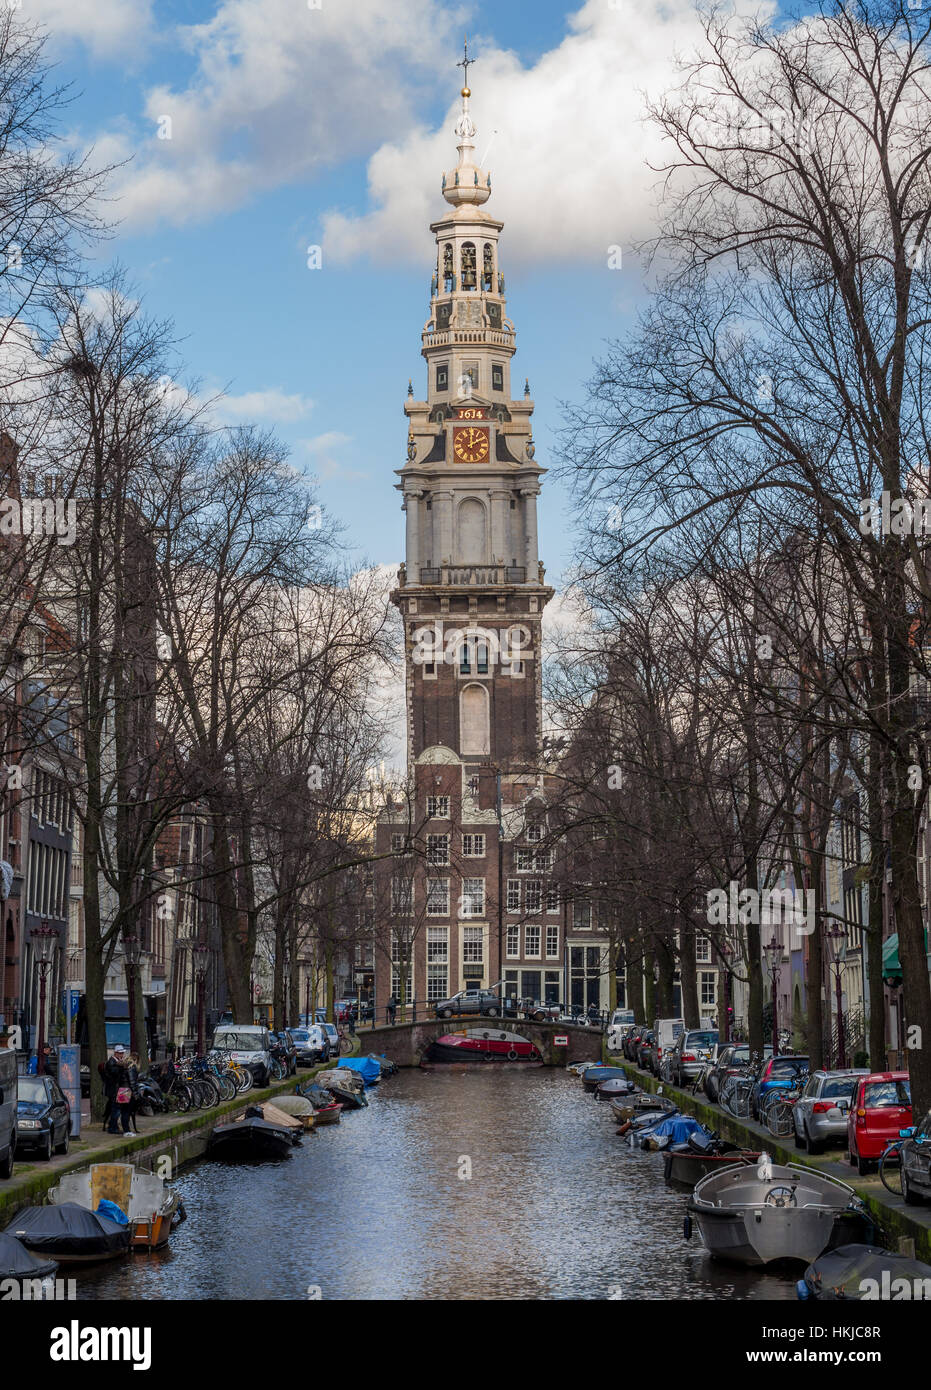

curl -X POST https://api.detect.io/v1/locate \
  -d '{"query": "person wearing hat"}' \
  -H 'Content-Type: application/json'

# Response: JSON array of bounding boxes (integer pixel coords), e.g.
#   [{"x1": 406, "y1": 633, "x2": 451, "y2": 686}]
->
[{"x1": 103, "y1": 1045, "x2": 133, "y2": 1136}]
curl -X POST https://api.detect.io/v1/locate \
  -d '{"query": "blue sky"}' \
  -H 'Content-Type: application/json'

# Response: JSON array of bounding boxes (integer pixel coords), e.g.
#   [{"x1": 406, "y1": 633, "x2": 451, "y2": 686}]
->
[{"x1": 35, "y1": 0, "x2": 780, "y2": 585}]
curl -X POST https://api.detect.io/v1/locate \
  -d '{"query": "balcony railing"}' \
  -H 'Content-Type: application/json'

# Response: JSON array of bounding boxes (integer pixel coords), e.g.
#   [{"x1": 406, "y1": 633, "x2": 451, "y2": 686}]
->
[{"x1": 416, "y1": 564, "x2": 526, "y2": 586}]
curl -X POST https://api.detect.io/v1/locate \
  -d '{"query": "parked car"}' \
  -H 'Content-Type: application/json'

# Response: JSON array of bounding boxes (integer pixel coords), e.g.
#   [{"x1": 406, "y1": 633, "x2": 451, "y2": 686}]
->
[
  {"x1": 522, "y1": 999, "x2": 560, "y2": 1021},
  {"x1": 651, "y1": 1018, "x2": 685, "y2": 1079},
  {"x1": 704, "y1": 1042, "x2": 772, "y2": 1102},
  {"x1": 289, "y1": 1025, "x2": 329, "y2": 1066},
  {"x1": 847, "y1": 1071, "x2": 912, "y2": 1175},
  {"x1": 636, "y1": 1029, "x2": 657, "y2": 1072},
  {"x1": 750, "y1": 1054, "x2": 810, "y2": 1120},
  {"x1": 433, "y1": 989, "x2": 517, "y2": 1019},
  {"x1": 667, "y1": 1029, "x2": 719, "y2": 1087},
  {"x1": 609, "y1": 1008, "x2": 635, "y2": 1028},
  {"x1": 624, "y1": 1026, "x2": 648, "y2": 1062},
  {"x1": 321, "y1": 1022, "x2": 340, "y2": 1056},
  {"x1": 792, "y1": 1069, "x2": 868, "y2": 1153},
  {"x1": 900, "y1": 1111, "x2": 931, "y2": 1205},
  {"x1": 607, "y1": 1021, "x2": 639, "y2": 1055},
  {"x1": 0, "y1": 1045, "x2": 16, "y2": 1178},
  {"x1": 15, "y1": 1074, "x2": 70, "y2": 1160},
  {"x1": 211, "y1": 1024, "x2": 273, "y2": 1086},
  {"x1": 270, "y1": 1029, "x2": 298, "y2": 1076}
]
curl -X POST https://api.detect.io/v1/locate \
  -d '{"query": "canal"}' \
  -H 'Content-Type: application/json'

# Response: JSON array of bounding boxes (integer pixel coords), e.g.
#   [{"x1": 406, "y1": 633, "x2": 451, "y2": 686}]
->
[{"x1": 75, "y1": 1067, "x2": 797, "y2": 1300}]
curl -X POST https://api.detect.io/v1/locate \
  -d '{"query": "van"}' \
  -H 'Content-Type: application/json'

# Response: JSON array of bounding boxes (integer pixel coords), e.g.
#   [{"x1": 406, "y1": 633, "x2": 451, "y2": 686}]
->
[
  {"x1": 211, "y1": 1024, "x2": 273, "y2": 1086},
  {"x1": 606, "y1": 1009, "x2": 636, "y2": 1054},
  {"x1": 652, "y1": 1017, "x2": 685, "y2": 1079},
  {"x1": 0, "y1": 1044, "x2": 17, "y2": 1178}
]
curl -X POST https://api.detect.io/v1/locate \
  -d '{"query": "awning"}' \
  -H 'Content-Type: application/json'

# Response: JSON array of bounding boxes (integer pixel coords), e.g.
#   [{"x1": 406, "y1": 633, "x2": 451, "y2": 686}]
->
[
  {"x1": 882, "y1": 930, "x2": 930, "y2": 981},
  {"x1": 882, "y1": 934, "x2": 901, "y2": 981}
]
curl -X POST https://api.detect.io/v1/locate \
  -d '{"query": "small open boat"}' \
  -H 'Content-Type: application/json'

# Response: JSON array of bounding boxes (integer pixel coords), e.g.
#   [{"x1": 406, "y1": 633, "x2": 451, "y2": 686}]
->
[
  {"x1": 208, "y1": 1105, "x2": 296, "y2": 1160},
  {"x1": 298, "y1": 1082, "x2": 344, "y2": 1122},
  {"x1": 48, "y1": 1163, "x2": 183, "y2": 1250},
  {"x1": 611, "y1": 1092, "x2": 678, "y2": 1125},
  {"x1": 12, "y1": 1202, "x2": 132, "y2": 1265},
  {"x1": 595, "y1": 1078, "x2": 641, "y2": 1101},
  {"x1": 581, "y1": 1065, "x2": 628, "y2": 1092},
  {"x1": 663, "y1": 1131, "x2": 759, "y2": 1189},
  {"x1": 422, "y1": 1029, "x2": 541, "y2": 1066},
  {"x1": 0, "y1": 1231, "x2": 59, "y2": 1289},
  {"x1": 686, "y1": 1159, "x2": 872, "y2": 1266}
]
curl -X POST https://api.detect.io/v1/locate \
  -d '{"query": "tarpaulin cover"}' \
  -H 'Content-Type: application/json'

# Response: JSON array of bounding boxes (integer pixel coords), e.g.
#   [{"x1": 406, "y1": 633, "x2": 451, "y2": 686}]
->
[
  {"x1": 0, "y1": 1231, "x2": 58, "y2": 1279},
  {"x1": 337, "y1": 1056, "x2": 381, "y2": 1083},
  {"x1": 644, "y1": 1116, "x2": 705, "y2": 1145},
  {"x1": 12, "y1": 1201, "x2": 131, "y2": 1257},
  {"x1": 804, "y1": 1243, "x2": 931, "y2": 1298},
  {"x1": 95, "y1": 1199, "x2": 129, "y2": 1225}
]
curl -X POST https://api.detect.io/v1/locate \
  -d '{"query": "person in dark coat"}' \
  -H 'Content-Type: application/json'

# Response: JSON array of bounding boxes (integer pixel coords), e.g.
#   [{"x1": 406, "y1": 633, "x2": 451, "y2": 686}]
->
[
  {"x1": 386, "y1": 995, "x2": 397, "y2": 1025},
  {"x1": 104, "y1": 1046, "x2": 132, "y2": 1135}
]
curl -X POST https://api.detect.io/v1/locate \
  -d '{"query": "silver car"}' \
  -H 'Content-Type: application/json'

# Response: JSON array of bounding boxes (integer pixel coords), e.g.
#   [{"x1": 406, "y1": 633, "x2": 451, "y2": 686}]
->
[
  {"x1": 667, "y1": 1028, "x2": 718, "y2": 1086},
  {"x1": 901, "y1": 1111, "x2": 931, "y2": 1206},
  {"x1": 793, "y1": 1069, "x2": 867, "y2": 1153}
]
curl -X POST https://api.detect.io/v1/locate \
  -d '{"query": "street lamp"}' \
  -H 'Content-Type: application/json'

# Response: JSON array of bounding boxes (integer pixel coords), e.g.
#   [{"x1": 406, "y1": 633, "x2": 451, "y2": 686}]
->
[
  {"x1": 826, "y1": 922, "x2": 846, "y2": 1069},
  {"x1": 193, "y1": 941, "x2": 209, "y2": 1056},
  {"x1": 764, "y1": 935, "x2": 781, "y2": 1055},
  {"x1": 123, "y1": 934, "x2": 143, "y2": 1058},
  {"x1": 31, "y1": 919, "x2": 56, "y2": 1076},
  {"x1": 300, "y1": 956, "x2": 313, "y2": 1027},
  {"x1": 719, "y1": 939, "x2": 733, "y2": 1045}
]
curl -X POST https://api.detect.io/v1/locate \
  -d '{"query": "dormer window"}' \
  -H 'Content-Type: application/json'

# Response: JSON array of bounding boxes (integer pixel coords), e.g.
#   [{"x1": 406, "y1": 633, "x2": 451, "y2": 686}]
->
[{"x1": 461, "y1": 242, "x2": 477, "y2": 290}]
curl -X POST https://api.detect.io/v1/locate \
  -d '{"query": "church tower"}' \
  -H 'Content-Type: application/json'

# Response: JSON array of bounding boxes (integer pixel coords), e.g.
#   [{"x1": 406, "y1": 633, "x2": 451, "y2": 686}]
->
[
  {"x1": 392, "y1": 47, "x2": 553, "y2": 765},
  {"x1": 376, "y1": 46, "x2": 562, "y2": 1021}
]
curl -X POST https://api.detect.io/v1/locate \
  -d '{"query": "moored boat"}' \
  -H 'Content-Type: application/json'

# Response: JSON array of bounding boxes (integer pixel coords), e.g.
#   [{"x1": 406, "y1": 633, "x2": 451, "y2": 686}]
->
[
  {"x1": 611, "y1": 1092, "x2": 678, "y2": 1125},
  {"x1": 48, "y1": 1163, "x2": 183, "y2": 1250},
  {"x1": 11, "y1": 1202, "x2": 132, "y2": 1265},
  {"x1": 797, "y1": 1243, "x2": 931, "y2": 1300},
  {"x1": 208, "y1": 1105, "x2": 295, "y2": 1160},
  {"x1": 269, "y1": 1094, "x2": 317, "y2": 1129},
  {"x1": 581, "y1": 1065, "x2": 628, "y2": 1092},
  {"x1": 663, "y1": 1131, "x2": 759, "y2": 1188},
  {"x1": 0, "y1": 1231, "x2": 59, "y2": 1288},
  {"x1": 422, "y1": 1030, "x2": 542, "y2": 1065},
  {"x1": 686, "y1": 1158, "x2": 872, "y2": 1267}
]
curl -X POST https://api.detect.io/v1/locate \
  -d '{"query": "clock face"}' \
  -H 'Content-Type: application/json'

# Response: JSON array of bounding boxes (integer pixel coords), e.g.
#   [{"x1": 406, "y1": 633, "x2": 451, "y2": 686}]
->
[{"x1": 453, "y1": 426, "x2": 490, "y2": 464}]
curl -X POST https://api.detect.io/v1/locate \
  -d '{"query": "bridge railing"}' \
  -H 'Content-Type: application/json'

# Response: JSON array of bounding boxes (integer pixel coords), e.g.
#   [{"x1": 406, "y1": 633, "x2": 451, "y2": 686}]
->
[{"x1": 354, "y1": 1003, "x2": 611, "y2": 1031}]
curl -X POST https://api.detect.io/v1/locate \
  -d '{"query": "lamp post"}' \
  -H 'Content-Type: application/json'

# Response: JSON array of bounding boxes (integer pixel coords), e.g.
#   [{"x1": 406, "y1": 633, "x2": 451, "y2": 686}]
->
[
  {"x1": 123, "y1": 933, "x2": 144, "y2": 1058},
  {"x1": 31, "y1": 919, "x2": 56, "y2": 1075},
  {"x1": 764, "y1": 935, "x2": 780, "y2": 1055},
  {"x1": 301, "y1": 957, "x2": 313, "y2": 1026},
  {"x1": 826, "y1": 923, "x2": 846, "y2": 1069},
  {"x1": 193, "y1": 942, "x2": 208, "y2": 1056},
  {"x1": 719, "y1": 939, "x2": 733, "y2": 1045}
]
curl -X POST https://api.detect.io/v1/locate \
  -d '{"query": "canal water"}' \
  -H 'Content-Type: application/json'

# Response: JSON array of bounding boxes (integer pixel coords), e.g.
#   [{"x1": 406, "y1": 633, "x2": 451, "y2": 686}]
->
[{"x1": 75, "y1": 1067, "x2": 797, "y2": 1300}]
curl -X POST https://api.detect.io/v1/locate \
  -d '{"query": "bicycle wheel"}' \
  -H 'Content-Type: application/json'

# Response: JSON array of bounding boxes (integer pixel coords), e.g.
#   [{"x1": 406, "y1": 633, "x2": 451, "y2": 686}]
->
[
  {"x1": 718, "y1": 1078, "x2": 737, "y2": 1114},
  {"x1": 880, "y1": 1143, "x2": 904, "y2": 1196},
  {"x1": 766, "y1": 1100, "x2": 795, "y2": 1137},
  {"x1": 217, "y1": 1073, "x2": 236, "y2": 1102},
  {"x1": 238, "y1": 1068, "x2": 253, "y2": 1094},
  {"x1": 731, "y1": 1082, "x2": 752, "y2": 1119},
  {"x1": 201, "y1": 1078, "x2": 221, "y2": 1107},
  {"x1": 170, "y1": 1084, "x2": 191, "y2": 1113},
  {"x1": 269, "y1": 1058, "x2": 284, "y2": 1082}
]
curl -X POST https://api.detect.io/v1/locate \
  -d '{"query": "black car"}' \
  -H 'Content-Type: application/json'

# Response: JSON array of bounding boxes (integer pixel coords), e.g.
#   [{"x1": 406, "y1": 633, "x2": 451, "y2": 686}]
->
[
  {"x1": 16, "y1": 1074, "x2": 71, "y2": 1159},
  {"x1": 636, "y1": 1029, "x2": 656, "y2": 1072},
  {"x1": 433, "y1": 989, "x2": 518, "y2": 1020},
  {"x1": 289, "y1": 1026, "x2": 329, "y2": 1066}
]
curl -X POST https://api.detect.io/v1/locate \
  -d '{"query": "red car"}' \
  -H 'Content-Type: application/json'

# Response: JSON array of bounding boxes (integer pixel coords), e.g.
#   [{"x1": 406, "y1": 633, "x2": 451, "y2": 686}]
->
[{"x1": 847, "y1": 1071, "x2": 912, "y2": 1175}]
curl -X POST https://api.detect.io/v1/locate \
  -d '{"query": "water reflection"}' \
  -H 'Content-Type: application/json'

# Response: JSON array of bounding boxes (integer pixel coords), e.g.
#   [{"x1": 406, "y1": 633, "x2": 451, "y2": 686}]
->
[{"x1": 75, "y1": 1068, "x2": 797, "y2": 1301}]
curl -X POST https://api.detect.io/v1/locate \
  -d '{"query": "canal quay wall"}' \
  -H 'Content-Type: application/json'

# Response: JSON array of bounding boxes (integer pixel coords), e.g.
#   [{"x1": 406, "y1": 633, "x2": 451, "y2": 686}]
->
[
  {"x1": 608, "y1": 1053, "x2": 931, "y2": 1262},
  {"x1": 0, "y1": 1058, "x2": 349, "y2": 1226},
  {"x1": 363, "y1": 1018, "x2": 603, "y2": 1066}
]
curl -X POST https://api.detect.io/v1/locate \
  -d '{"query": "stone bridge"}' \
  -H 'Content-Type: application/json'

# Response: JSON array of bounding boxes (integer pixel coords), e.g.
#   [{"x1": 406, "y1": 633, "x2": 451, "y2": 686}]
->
[{"x1": 358, "y1": 1018, "x2": 604, "y2": 1068}]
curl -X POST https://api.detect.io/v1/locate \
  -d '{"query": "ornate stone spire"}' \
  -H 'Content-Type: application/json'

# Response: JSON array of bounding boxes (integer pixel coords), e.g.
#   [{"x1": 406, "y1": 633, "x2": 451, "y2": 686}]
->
[{"x1": 441, "y1": 37, "x2": 490, "y2": 208}]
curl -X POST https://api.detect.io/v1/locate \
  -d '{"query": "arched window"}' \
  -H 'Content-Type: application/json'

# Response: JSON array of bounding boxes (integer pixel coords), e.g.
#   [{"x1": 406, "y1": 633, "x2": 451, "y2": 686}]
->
[
  {"x1": 457, "y1": 498, "x2": 486, "y2": 564},
  {"x1": 443, "y1": 244, "x2": 455, "y2": 292},
  {"x1": 461, "y1": 241, "x2": 477, "y2": 290},
  {"x1": 482, "y1": 243, "x2": 494, "y2": 291},
  {"x1": 460, "y1": 683, "x2": 490, "y2": 756}
]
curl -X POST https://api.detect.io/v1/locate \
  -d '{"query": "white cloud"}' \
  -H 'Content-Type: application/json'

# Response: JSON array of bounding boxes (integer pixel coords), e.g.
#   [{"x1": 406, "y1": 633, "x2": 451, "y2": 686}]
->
[
  {"x1": 213, "y1": 387, "x2": 314, "y2": 424},
  {"x1": 28, "y1": 0, "x2": 155, "y2": 60},
  {"x1": 106, "y1": 0, "x2": 462, "y2": 229},
  {"x1": 324, "y1": 0, "x2": 775, "y2": 266},
  {"x1": 299, "y1": 431, "x2": 368, "y2": 482}
]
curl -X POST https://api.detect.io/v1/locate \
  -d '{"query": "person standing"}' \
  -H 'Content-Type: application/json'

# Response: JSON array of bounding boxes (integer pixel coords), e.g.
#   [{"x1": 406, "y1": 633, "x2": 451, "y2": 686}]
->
[
  {"x1": 104, "y1": 1046, "x2": 132, "y2": 1136},
  {"x1": 387, "y1": 994, "x2": 397, "y2": 1025}
]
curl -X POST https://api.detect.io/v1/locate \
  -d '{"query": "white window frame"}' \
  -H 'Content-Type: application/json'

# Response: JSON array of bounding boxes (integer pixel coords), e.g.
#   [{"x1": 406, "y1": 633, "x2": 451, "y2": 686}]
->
[
  {"x1": 545, "y1": 924, "x2": 559, "y2": 959},
  {"x1": 506, "y1": 924, "x2": 520, "y2": 958},
  {"x1": 525, "y1": 879, "x2": 542, "y2": 914},
  {"x1": 460, "y1": 877, "x2": 485, "y2": 918},
  {"x1": 427, "y1": 878, "x2": 450, "y2": 916},
  {"x1": 427, "y1": 795, "x2": 450, "y2": 819},
  {"x1": 462, "y1": 833, "x2": 485, "y2": 857},
  {"x1": 462, "y1": 925, "x2": 484, "y2": 964},
  {"x1": 524, "y1": 924, "x2": 541, "y2": 959},
  {"x1": 427, "y1": 833, "x2": 450, "y2": 866}
]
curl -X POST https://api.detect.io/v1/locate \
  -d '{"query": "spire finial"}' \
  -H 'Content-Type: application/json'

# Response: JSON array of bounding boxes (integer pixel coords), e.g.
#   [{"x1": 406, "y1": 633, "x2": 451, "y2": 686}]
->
[{"x1": 457, "y1": 35, "x2": 473, "y2": 95}]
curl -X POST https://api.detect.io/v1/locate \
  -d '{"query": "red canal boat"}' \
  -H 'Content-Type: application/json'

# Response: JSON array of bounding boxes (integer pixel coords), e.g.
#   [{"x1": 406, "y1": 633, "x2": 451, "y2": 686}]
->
[{"x1": 422, "y1": 1029, "x2": 542, "y2": 1066}]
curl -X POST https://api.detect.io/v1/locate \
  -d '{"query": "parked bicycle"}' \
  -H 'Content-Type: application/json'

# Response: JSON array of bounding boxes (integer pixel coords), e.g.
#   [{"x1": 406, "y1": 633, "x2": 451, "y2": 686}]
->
[{"x1": 879, "y1": 1135, "x2": 906, "y2": 1196}]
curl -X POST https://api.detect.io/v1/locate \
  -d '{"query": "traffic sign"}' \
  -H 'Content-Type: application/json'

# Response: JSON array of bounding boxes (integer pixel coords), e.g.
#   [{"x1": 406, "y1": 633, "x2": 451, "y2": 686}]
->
[{"x1": 554, "y1": 1034, "x2": 569, "y2": 1047}]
